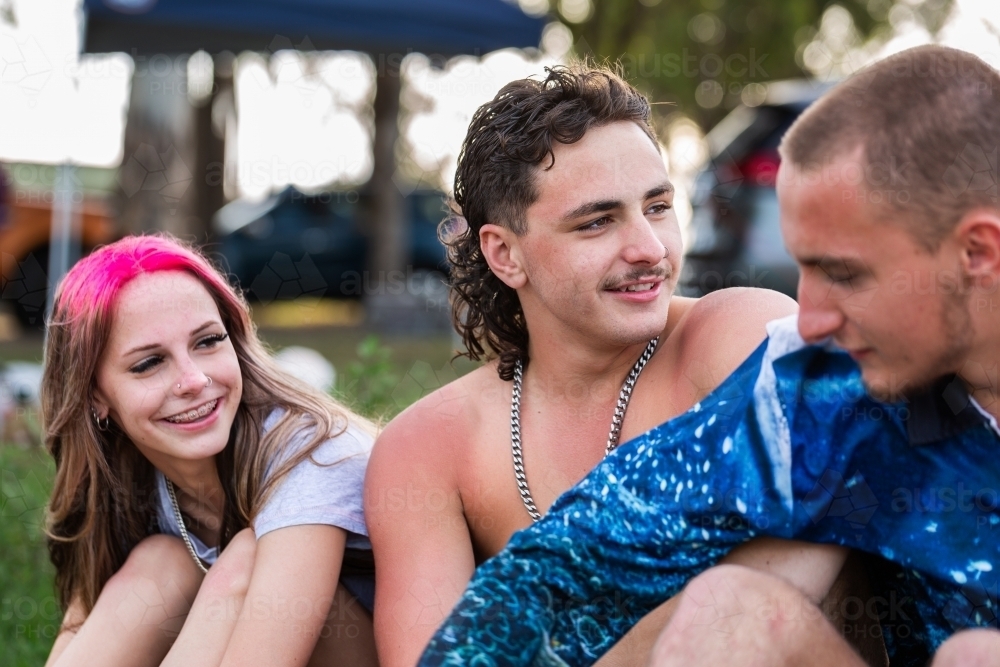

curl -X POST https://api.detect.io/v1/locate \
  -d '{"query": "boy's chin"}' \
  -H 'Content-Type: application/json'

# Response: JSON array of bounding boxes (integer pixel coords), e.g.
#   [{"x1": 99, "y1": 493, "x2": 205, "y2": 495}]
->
[{"x1": 861, "y1": 368, "x2": 936, "y2": 404}]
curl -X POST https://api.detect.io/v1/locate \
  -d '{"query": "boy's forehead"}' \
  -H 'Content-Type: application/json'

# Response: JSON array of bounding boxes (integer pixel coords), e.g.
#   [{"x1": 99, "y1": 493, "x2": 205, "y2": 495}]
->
[
  {"x1": 779, "y1": 159, "x2": 869, "y2": 231},
  {"x1": 531, "y1": 122, "x2": 667, "y2": 211},
  {"x1": 779, "y1": 172, "x2": 922, "y2": 277}
]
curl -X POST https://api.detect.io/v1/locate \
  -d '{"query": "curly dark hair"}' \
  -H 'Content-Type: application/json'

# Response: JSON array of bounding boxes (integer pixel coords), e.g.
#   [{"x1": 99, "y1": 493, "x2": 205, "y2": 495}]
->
[{"x1": 442, "y1": 64, "x2": 657, "y2": 381}]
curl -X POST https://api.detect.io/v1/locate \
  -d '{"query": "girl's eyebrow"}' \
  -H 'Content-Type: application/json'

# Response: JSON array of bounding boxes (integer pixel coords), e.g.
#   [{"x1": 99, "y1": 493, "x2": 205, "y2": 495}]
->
[{"x1": 122, "y1": 320, "x2": 217, "y2": 357}]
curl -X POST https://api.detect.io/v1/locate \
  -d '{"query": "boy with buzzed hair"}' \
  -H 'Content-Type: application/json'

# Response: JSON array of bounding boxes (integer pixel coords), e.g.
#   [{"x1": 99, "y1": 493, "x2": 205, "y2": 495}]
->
[{"x1": 417, "y1": 45, "x2": 1000, "y2": 667}]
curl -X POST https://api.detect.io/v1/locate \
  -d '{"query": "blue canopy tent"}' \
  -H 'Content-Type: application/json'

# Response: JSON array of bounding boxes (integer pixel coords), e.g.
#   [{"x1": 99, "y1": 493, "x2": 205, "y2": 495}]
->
[
  {"x1": 83, "y1": 0, "x2": 544, "y2": 57},
  {"x1": 78, "y1": 0, "x2": 544, "y2": 328}
]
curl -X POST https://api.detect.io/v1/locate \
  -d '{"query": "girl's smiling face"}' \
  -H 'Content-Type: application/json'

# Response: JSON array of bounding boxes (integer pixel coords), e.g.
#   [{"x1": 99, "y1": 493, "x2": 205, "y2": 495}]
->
[{"x1": 92, "y1": 270, "x2": 243, "y2": 471}]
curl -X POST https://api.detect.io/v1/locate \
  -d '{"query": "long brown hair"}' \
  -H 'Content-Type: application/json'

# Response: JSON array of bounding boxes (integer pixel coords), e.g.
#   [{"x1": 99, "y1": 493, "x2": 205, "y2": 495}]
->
[
  {"x1": 42, "y1": 233, "x2": 372, "y2": 616},
  {"x1": 444, "y1": 64, "x2": 657, "y2": 380}
]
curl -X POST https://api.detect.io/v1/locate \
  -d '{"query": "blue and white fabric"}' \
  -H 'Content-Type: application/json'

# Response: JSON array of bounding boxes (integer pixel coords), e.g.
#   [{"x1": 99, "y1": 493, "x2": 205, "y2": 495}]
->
[{"x1": 418, "y1": 315, "x2": 1000, "y2": 667}]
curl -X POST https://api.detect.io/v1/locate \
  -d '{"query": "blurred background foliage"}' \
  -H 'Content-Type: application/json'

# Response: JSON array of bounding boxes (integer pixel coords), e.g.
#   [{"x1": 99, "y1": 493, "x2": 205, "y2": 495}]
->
[
  {"x1": 338, "y1": 335, "x2": 402, "y2": 418},
  {"x1": 545, "y1": 0, "x2": 954, "y2": 130},
  {"x1": 1, "y1": 446, "x2": 56, "y2": 667}
]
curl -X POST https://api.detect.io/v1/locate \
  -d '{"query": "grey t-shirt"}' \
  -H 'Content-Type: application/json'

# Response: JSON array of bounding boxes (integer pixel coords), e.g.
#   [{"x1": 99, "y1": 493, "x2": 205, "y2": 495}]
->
[{"x1": 154, "y1": 408, "x2": 374, "y2": 564}]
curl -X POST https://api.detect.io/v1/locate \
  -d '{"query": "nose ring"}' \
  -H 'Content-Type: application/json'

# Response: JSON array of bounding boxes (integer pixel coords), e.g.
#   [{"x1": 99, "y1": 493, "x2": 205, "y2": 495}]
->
[{"x1": 176, "y1": 376, "x2": 212, "y2": 390}]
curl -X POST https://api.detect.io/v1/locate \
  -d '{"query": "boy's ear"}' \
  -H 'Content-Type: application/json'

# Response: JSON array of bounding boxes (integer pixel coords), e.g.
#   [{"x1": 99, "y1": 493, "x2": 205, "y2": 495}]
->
[
  {"x1": 956, "y1": 209, "x2": 1000, "y2": 278},
  {"x1": 480, "y1": 223, "x2": 527, "y2": 289}
]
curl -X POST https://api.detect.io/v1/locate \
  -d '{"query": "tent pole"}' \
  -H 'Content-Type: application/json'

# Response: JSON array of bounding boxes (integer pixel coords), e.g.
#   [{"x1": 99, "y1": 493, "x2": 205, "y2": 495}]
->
[{"x1": 45, "y1": 163, "x2": 81, "y2": 323}]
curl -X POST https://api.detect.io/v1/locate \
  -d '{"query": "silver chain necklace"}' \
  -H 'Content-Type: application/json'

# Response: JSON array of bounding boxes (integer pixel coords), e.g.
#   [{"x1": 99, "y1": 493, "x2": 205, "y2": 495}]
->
[
  {"x1": 165, "y1": 479, "x2": 210, "y2": 574},
  {"x1": 511, "y1": 337, "x2": 659, "y2": 522}
]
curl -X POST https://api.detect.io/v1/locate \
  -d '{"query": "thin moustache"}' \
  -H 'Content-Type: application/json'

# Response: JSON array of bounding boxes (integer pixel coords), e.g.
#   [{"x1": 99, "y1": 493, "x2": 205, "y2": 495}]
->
[{"x1": 603, "y1": 268, "x2": 670, "y2": 291}]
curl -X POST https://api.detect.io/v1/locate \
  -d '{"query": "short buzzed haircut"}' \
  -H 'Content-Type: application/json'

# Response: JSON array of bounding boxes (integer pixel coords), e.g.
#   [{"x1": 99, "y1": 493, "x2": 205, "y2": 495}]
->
[{"x1": 780, "y1": 45, "x2": 1000, "y2": 250}]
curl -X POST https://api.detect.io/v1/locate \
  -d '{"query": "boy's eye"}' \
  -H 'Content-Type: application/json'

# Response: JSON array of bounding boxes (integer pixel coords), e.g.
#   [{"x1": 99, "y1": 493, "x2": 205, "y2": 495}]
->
[
  {"x1": 647, "y1": 203, "x2": 672, "y2": 215},
  {"x1": 823, "y1": 270, "x2": 856, "y2": 285},
  {"x1": 580, "y1": 216, "x2": 611, "y2": 231}
]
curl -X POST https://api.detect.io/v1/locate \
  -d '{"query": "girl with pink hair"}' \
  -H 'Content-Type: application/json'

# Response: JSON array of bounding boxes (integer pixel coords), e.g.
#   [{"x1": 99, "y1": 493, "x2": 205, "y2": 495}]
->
[{"x1": 41, "y1": 234, "x2": 378, "y2": 666}]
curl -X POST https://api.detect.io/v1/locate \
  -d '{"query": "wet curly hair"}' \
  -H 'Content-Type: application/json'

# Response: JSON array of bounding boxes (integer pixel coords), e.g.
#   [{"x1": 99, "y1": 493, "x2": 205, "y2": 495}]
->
[{"x1": 442, "y1": 64, "x2": 657, "y2": 381}]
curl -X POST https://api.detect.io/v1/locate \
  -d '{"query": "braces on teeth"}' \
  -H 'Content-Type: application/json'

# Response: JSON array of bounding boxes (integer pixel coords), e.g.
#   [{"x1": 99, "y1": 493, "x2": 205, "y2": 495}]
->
[{"x1": 166, "y1": 399, "x2": 217, "y2": 423}]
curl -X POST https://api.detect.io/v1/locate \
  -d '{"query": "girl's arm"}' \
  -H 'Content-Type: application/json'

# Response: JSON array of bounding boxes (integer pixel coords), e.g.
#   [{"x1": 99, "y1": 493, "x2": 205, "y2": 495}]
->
[
  {"x1": 45, "y1": 597, "x2": 86, "y2": 667},
  {"x1": 159, "y1": 525, "x2": 347, "y2": 667},
  {"x1": 221, "y1": 524, "x2": 347, "y2": 666}
]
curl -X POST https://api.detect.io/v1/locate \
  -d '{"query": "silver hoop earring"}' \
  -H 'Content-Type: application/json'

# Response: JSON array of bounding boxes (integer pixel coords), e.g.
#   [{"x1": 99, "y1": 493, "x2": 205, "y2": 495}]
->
[
  {"x1": 91, "y1": 408, "x2": 110, "y2": 432},
  {"x1": 205, "y1": 376, "x2": 212, "y2": 387}
]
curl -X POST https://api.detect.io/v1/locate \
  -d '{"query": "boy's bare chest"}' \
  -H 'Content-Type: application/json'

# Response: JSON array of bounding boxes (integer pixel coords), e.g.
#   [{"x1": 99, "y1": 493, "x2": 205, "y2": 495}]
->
[{"x1": 457, "y1": 362, "x2": 700, "y2": 561}]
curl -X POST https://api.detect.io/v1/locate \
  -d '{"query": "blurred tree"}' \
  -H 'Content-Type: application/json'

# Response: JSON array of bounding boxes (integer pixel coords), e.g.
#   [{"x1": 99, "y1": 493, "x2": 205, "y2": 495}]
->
[
  {"x1": 554, "y1": 0, "x2": 953, "y2": 130},
  {"x1": 0, "y1": 0, "x2": 15, "y2": 27}
]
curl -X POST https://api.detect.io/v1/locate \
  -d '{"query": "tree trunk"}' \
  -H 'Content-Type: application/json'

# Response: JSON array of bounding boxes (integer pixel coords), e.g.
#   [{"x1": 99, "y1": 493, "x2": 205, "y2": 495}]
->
[
  {"x1": 191, "y1": 54, "x2": 233, "y2": 245},
  {"x1": 117, "y1": 56, "x2": 198, "y2": 237},
  {"x1": 365, "y1": 61, "x2": 413, "y2": 330},
  {"x1": 369, "y1": 64, "x2": 406, "y2": 280}
]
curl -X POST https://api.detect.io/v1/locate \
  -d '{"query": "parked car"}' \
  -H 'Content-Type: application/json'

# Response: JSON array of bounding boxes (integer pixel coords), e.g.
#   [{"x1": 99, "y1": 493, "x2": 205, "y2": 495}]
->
[
  {"x1": 213, "y1": 186, "x2": 448, "y2": 302},
  {"x1": 679, "y1": 80, "x2": 834, "y2": 299}
]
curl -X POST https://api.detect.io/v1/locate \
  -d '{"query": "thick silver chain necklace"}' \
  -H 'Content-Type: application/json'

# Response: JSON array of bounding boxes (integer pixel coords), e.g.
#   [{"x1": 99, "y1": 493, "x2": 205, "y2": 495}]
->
[
  {"x1": 511, "y1": 337, "x2": 659, "y2": 522},
  {"x1": 165, "y1": 479, "x2": 210, "y2": 574}
]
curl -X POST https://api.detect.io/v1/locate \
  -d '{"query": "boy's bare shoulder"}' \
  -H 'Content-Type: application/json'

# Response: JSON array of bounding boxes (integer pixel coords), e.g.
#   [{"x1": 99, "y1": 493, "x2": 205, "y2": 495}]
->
[
  {"x1": 370, "y1": 362, "x2": 504, "y2": 469},
  {"x1": 678, "y1": 287, "x2": 797, "y2": 336},
  {"x1": 668, "y1": 287, "x2": 798, "y2": 381}
]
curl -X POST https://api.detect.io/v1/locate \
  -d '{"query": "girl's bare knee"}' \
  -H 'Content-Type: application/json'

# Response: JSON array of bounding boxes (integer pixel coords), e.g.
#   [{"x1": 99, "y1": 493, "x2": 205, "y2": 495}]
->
[
  {"x1": 96, "y1": 535, "x2": 201, "y2": 637},
  {"x1": 112, "y1": 535, "x2": 202, "y2": 594}
]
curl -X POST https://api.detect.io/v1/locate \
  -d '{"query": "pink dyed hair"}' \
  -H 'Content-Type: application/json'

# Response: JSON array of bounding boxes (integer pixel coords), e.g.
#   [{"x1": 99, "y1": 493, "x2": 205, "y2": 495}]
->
[{"x1": 55, "y1": 234, "x2": 241, "y2": 324}]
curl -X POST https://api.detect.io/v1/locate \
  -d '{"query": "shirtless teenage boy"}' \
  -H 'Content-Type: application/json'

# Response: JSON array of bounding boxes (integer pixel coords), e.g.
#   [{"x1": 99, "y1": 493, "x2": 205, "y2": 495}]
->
[{"x1": 365, "y1": 66, "x2": 848, "y2": 667}]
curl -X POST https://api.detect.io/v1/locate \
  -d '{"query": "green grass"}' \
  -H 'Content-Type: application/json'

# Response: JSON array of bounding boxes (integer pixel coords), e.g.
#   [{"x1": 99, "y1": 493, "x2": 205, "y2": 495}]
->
[
  {"x1": 1, "y1": 446, "x2": 58, "y2": 667},
  {"x1": 0, "y1": 325, "x2": 480, "y2": 663},
  {"x1": 0, "y1": 331, "x2": 45, "y2": 365}
]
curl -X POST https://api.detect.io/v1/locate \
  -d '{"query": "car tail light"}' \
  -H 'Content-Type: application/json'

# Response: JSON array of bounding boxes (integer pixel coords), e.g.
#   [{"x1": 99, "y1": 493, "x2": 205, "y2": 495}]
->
[{"x1": 739, "y1": 150, "x2": 780, "y2": 187}]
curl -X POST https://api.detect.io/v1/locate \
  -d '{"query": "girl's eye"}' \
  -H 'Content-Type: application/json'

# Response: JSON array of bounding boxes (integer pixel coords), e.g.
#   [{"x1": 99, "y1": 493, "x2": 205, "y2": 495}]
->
[
  {"x1": 198, "y1": 332, "x2": 230, "y2": 348},
  {"x1": 127, "y1": 333, "x2": 228, "y2": 375},
  {"x1": 129, "y1": 357, "x2": 161, "y2": 374}
]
